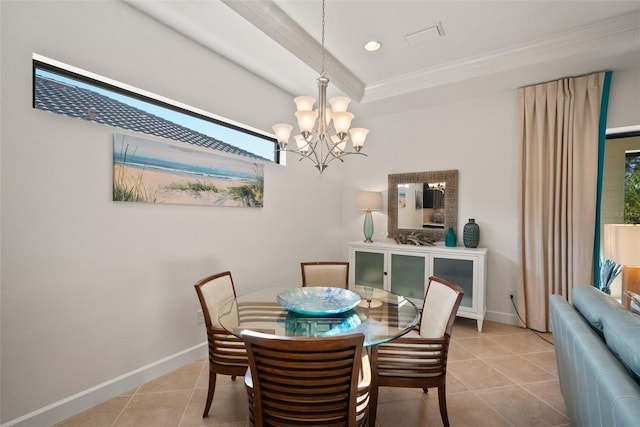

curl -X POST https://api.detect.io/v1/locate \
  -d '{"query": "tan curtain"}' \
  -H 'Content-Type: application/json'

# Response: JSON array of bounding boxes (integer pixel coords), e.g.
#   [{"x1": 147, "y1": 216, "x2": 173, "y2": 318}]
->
[{"x1": 517, "y1": 72, "x2": 606, "y2": 332}]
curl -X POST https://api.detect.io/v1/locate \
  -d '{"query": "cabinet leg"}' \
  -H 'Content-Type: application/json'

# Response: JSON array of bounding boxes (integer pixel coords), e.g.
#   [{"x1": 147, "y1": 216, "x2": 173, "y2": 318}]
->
[{"x1": 477, "y1": 319, "x2": 483, "y2": 333}]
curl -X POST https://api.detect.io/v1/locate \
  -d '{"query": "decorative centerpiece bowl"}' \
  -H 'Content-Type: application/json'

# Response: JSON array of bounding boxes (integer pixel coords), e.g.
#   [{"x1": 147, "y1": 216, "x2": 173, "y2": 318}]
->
[{"x1": 277, "y1": 287, "x2": 362, "y2": 315}]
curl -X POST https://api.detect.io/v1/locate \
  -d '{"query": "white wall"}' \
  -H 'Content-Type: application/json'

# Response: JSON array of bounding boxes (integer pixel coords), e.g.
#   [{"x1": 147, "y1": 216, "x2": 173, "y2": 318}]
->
[
  {"x1": 341, "y1": 66, "x2": 640, "y2": 325},
  {"x1": 341, "y1": 89, "x2": 520, "y2": 323},
  {"x1": 0, "y1": 1, "x2": 346, "y2": 423}
]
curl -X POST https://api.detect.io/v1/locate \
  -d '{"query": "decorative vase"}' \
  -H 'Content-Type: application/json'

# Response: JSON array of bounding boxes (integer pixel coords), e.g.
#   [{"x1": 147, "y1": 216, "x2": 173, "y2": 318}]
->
[
  {"x1": 463, "y1": 218, "x2": 480, "y2": 248},
  {"x1": 445, "y1": 227, "x2": 457, "y2": 247},
  {"x1": 363, "y1": 210, "x2": 374, "y2": 243}
]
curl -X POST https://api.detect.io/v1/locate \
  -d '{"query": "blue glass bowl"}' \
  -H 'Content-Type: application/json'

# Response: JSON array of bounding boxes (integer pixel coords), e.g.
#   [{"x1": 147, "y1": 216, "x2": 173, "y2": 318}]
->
[{"x1": 276, "y1": 287, "x2": 362, "y2": 315}]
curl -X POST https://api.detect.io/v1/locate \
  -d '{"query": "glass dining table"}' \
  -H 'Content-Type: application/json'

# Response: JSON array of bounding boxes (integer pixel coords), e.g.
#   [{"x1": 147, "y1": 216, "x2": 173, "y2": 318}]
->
[{"x1": 218, "y1": 285, "x2": 420, "y2": 347}]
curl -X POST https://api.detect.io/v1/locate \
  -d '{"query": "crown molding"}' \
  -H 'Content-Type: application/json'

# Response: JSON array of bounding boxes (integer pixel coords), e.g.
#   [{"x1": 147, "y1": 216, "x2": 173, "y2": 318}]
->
[
  {"x1": 363, "y1": 11, "x2": 640, "y2": 103},
  {"x1": 221, "y1": 0, "x2": 365, "y2": 102}
]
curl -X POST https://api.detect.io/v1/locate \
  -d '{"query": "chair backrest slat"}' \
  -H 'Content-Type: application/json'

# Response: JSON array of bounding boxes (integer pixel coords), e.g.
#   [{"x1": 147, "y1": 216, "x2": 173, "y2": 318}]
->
[{"x1": 242, "y1": 330, "x2": 364, "y2": 426}]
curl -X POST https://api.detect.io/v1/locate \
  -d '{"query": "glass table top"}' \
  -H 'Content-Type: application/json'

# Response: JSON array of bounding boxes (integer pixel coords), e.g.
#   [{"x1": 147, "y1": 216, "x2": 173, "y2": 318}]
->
[{"x1": 218, "y1": 285, "x2": 420, "y2": 347}]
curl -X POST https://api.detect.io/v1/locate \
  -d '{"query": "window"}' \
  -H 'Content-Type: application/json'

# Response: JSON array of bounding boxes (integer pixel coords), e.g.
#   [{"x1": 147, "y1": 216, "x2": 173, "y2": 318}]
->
[
  {"x1": 33, "y1": 54, "x2": 278, "y2": 162},
  {"x1": 625, "y1": 150, "x2": 640, "y2": 223}
]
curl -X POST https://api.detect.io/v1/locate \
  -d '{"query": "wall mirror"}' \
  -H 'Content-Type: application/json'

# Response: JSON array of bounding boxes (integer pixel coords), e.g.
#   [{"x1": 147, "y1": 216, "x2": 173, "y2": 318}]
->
[{"x1": 388, "y1": 170, "x2": 458, "y2": 242}]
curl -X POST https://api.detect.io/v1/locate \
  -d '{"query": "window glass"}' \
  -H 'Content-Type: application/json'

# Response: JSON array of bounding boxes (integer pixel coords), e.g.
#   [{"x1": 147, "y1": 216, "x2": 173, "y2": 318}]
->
[{"x1": 33, "y1": 59, "x2": 277, "y2": 162}]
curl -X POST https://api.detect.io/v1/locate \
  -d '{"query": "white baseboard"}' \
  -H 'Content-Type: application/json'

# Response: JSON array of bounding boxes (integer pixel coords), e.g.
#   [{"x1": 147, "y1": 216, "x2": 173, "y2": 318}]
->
[
  {"x1": 2, "y1": 343, "x2": 207, "y2": 427},
  {"x1": 485, "y1": 309, "x2": 520, "y2": 326}
]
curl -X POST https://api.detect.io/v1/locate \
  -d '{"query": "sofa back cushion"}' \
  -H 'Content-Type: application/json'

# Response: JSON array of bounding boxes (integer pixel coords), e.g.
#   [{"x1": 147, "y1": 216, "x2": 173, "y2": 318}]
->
[
  {"x1": 572, "y1": 286, "x2": 625, "y2": 337},
  {"x1": 603, "y1": 310, "x2": 640, "y2": 384}
]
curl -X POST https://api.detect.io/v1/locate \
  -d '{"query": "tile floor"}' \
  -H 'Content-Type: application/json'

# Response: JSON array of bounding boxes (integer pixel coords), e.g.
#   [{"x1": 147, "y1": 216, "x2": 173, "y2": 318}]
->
[{"x1": 54, "y1": 318, "x2": 570, "y2": 427}]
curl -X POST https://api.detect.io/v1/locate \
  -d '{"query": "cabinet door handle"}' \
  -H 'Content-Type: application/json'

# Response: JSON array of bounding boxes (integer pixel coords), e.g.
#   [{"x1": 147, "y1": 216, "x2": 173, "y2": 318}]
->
[{"x1": 383, "y1": 271, "x2": 388, "y2": 276}]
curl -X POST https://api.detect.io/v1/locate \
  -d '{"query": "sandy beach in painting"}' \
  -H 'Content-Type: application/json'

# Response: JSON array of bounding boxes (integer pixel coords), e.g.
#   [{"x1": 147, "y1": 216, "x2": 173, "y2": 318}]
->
[{"x1": 116, "y1": 163, "x2": 251, "y2": 206}]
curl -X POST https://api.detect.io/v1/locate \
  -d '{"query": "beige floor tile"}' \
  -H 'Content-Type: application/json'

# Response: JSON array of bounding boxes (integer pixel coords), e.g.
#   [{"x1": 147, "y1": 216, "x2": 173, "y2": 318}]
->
[
  {"x1": 451, "y1": 318, "x2": 482, "y2": 338},
  {"x1": 52, "y1": 396, "x2": 131, "y2": 427},
  {"x1": 445, "y1": 391, "x2": 512, "y2": 427},
  {"x1": 375, "y1": 386, "x2": 425, "y2": 404},
  {"x1": 476, "y1": 385, "x2": 570, "y2": 426},
  {"x1": 456, "y1": 336, "x2": 514, "y2": 358},
  {"x1": 181, "y1": 385, "x2": 249, "y2": 426},
  {"x1": 138, "y1": 361, "x2": 203, "y2": 394},
  {"x1": 477, "y1": 320, "x2": 526, "y2": 336},
  {"x1": 113, "y1": 390, "x2": 192, "y2": 427},
  {"x1": 522, "y1": 379, "x2": 568, "y2": 416},
  {"x1": 488, "y1": 332, "x2": 554, "y2": 354},
  {"x1": 447, "y1": 341, "x2": 478, "y2": 361},
  {"x1": 120, "y1": 386, "x2": 140, "y2": 396},
  {"x1": 445, "y1": 372, "x2": 470, "y2": 394},
  {"x1": 447, "y1": 359, "x2": 514, "y2": 390},
  {"x1": 196, "y1": 360, "x2": 210, "y2": 390},
  {"x1": 522, "y1": 351, "x2": 559, "y2": 376},
  {"x1": 54, "y1": 322, "x2": 570, "y2": 427},
  {"x1": 374, "y1": 391, "x2": 444, "y2": 426},
  {"x1": 484, "y1": 355, "x2": 556, "y2": 384}
]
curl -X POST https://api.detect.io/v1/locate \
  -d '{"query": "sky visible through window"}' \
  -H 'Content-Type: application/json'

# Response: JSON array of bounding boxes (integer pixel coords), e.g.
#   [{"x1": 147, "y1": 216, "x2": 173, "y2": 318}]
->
[{"x1": 35, "y1": 68, "x2": 276, "y2": 161}]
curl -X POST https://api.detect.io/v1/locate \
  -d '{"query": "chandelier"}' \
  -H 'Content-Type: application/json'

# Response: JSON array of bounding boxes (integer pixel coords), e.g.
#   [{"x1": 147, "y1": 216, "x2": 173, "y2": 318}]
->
[{"x1": 272, "y1": 0, "x2": 369, "y2": 175}]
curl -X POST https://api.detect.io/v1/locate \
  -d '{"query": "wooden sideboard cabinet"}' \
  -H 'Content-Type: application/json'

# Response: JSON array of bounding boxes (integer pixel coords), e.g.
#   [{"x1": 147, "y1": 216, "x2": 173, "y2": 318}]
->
[{"x1": 348, "y1": 241, "x2": 488, "y2": 332}]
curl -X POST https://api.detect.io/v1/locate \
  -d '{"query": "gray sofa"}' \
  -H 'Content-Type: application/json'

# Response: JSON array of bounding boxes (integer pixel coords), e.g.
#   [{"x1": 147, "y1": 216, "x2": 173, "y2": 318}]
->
[{"x1": 550, "y1": 286, "x2": 640, "y2": 426}]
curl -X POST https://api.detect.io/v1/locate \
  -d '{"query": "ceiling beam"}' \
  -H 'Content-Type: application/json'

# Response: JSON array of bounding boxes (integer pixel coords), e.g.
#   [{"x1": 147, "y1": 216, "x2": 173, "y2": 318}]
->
[{"x1": 221, "y1": 0, "x2": 365, "y2": 102}]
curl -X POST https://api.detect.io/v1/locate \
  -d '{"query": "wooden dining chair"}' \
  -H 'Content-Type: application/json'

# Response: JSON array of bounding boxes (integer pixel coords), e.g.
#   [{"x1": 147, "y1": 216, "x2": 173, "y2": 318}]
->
[
  {"x1": 241, "y1": 330, "x2": 371, "y2": 426},
  {"x1": 194, "y1": 271, "x2": 248, "y2": 418},
  {"x1": 368, "y1": 276, "x2": 464, "y2": 427},
  {"x1": 301, "y1": 261, "x2": 349, "y2": 288}
]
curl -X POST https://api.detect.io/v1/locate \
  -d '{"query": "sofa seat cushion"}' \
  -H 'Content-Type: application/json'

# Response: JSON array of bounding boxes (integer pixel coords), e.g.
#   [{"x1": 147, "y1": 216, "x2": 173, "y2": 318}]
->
[
  {"x1": 603, "y1": 310, "x2": 640, "y2": 384},
  {"x1": 572, "y1": 285, "x2": 625, "y2": 337}
]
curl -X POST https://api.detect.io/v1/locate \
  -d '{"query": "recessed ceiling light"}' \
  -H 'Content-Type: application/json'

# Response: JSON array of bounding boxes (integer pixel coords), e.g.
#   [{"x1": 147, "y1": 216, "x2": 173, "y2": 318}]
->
[{"x1": 363, "y1": 41, "x2": 382, "y2": 52}]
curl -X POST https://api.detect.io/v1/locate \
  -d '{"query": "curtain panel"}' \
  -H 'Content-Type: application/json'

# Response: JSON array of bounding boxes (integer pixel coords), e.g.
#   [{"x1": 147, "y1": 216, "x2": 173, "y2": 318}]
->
[{"x1": 517, "y1": 71, "x2": 611, "y2": 332}]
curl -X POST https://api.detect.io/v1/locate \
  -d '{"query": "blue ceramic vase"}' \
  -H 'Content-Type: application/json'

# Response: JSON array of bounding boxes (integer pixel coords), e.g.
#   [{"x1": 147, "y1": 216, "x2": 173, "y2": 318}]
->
[
  {"x1": 463, "y1": 218, "x2": 480, "y2": 248},
  {"x1": 445, "y1": 227, "x2": 457, "y2": 247}
]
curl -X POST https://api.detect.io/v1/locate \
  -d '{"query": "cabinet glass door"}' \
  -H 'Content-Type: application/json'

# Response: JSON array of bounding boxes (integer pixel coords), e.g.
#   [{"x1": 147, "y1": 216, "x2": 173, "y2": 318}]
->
[
  {"x1": 354, "y1": 251, "x2": 384, "y2": 289},
  {"x1": 432, "y1": 257, "x2": 474, "y2": 308},
  {"x1": 390, "y1": 253, "x2": 426, "y2": 300}
]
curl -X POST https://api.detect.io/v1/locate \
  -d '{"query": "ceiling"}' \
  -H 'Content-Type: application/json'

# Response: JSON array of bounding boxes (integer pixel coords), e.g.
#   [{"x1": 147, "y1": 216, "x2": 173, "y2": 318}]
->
[{"x1": 125, "y1": 0, "x2": 640, "y2": 117}]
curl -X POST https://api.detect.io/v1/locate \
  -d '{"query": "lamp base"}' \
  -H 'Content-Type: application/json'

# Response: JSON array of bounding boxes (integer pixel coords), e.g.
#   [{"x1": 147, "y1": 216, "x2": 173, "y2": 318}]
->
[{"x1": 363, "y1": 210, "x2": 374, "y2": 243}]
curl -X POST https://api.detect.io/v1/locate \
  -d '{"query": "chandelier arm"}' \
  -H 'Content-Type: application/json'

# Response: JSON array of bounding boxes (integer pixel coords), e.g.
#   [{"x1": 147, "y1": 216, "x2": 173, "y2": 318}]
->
[{"x1": 321, "y1": 150, "x2": 368, "y2": 166}]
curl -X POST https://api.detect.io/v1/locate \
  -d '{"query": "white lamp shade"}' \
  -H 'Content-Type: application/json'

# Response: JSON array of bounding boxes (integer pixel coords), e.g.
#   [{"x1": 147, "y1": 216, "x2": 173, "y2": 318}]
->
[
  {"x1": 332, "y1": 112, "x2": 354, "y2": 134},
  {"x1": 356, "y1": 191, "x2": 383, "y2": 211},
  {"x1": 295, "y1": 110, "x2": 318, "y2": 133},
  {"x1": 333, "y1": 139, "x2": 347, "y2": 153},
  {"x1": 349, "y1": 128, "x2": 369, "y2": 148},
  {"x1": 604, "y1": 224, "x2": 640, "y2": 266},
  {"x1": 294, "y1": 134, "x2": 309, "y2": 153},
  {"x1": 293, "y1": 96, "x2": 315, "y2": 111},
  {"x1": 329, "y1": 96, "x2": 351, "y2": 113},
  {"x1": 272, "y1": 123, "x2": 293, "y2": 143}
]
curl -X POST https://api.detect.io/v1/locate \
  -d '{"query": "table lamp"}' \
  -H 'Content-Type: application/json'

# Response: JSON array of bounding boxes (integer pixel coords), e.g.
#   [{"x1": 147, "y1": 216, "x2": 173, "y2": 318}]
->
[
  {"x1": 603, "y1": 224, "x2": 640, "y2": 309},
  {"x1": 356, "y1": 191, "x2": 382, "y2": 243}
]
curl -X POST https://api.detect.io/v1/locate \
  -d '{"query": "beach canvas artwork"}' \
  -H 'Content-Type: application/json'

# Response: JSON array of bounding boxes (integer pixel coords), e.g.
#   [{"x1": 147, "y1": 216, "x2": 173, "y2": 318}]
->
[{"x1": 113, "y1": 133, "x2": 264, "y2": 207}]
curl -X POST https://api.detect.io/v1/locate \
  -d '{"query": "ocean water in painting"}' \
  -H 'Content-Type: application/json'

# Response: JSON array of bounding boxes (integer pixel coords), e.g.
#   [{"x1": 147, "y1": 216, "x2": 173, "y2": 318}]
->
[{"x1": 113, "y1": 133, "x2": 264, "y2": 207}]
